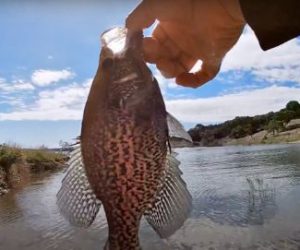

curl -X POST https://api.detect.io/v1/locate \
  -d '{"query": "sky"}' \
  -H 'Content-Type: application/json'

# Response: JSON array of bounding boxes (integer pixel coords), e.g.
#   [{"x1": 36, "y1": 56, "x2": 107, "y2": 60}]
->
[{"x1": 0, "y1": 0, "x2": 300, "y2": 148}]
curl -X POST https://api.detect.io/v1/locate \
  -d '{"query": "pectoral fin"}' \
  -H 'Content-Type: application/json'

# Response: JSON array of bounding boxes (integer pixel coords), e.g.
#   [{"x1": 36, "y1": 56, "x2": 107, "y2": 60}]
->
[
  {"x1": 56, "y1": 144, "x2": 101, "y2": 227},
  {"x1": 144, "y1": 153, "x2": 192, "y2": 238}
]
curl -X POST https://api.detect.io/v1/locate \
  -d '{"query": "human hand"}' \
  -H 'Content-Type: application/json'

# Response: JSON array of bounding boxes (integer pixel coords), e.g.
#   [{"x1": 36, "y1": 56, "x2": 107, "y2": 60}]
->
[{"x1": 126, "y1": 0, "x2": 245, "y2": 88}]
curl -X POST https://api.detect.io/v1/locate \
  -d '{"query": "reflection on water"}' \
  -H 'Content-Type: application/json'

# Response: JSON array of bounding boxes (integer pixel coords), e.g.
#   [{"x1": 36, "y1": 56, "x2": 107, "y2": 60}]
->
[
  {"x1": 192, "y1": 177, "x2": 277, "y2": 227},
  {"x1": 0, "y1": 144, "x2": 300, "y2": 249},
  {"x1": 245, "y1": 178, "x2": 276, "y2": 226}
]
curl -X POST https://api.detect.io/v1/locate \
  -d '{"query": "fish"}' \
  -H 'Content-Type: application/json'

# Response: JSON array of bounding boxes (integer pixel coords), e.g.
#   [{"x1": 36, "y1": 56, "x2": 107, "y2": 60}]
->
[{"x1": 56, "y1": 27, "x2": 192, "y2": 250}]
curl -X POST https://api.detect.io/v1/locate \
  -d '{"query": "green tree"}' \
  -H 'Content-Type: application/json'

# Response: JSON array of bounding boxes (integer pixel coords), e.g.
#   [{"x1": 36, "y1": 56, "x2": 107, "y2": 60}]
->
[
  {"x1": 286, "y1": 100, "x2": 300, "y2": 112},
  {"x1": 267, "y1": 119, "x2": 283, "y2": 135},
  {"x1": 231, "y1": 125, "x2": 246, "y2": 138},
  {"x1": 276, "y1": 109, "x2": 296, "y2": 123}
]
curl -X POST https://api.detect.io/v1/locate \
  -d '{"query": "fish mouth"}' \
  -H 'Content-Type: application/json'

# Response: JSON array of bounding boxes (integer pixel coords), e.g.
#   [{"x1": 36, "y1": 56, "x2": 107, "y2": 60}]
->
[
  {"x1": 100, "y1": 27, "x2": 146, "y2": 110},
  {"x1": 101, "y1": 27, "x2": 127, "y2": 54},
  {"x1": 101, "y1": 27, "x2": 143, "y2": 55}
]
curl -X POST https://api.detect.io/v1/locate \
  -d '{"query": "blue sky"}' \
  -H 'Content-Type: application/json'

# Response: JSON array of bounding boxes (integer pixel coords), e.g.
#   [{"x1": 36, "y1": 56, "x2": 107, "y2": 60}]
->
[{"x1": 1, "y1": 0, "x2": 300, "y2": 148}]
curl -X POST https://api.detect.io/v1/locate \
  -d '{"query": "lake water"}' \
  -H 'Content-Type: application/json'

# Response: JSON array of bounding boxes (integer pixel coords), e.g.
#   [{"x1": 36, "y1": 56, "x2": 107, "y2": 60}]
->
[{"x1": 0, "y1": 144, "x2": 300, "y2": 250}]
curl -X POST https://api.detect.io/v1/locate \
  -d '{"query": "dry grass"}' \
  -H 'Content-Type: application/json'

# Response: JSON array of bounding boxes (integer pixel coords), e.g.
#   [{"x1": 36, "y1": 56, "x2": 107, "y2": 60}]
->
[
  {"x1": 0, "y1": 144, "x2": 23, "y2": 170},
  {"x1": 0, "y1": 144, "x2": 68, "y2": 192},
  {"x1": 0, "y1": 144, "x2": 67, "y2": 172},
  {"x1": 24, "y1": 148, "x2": 67, "y2": 171}
]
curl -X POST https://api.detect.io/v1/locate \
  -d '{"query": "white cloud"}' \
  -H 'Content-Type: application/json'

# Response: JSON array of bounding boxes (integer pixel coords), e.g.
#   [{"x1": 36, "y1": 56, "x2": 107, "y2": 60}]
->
[
  {"x1": 82, "y1": 78, "x2": 93, "y2": 88},
  {"x1": 0, "y1": 79, "x2": 91, "y2": 121},
  {"x1": 0, "y1": 95, "x2": 28, "y2": 109},
  {"x1": 222, "y1": 27, "x2": 300, "y2": 84},
  {"x1": 31, "y1": 69, "x2": 75, "y2": 86},
  {"x1": 253, "y1": 65, "x2": 300, "y2": 83},
  {"x1": 0, "y1": 78, "x2": 34, "y2": 92},
  {"x1": 166, "y1": 85, "x2": 300, "y2": 124},
  {"x1": 1, "y1": 81, "x2": 299, "y2": 126}
]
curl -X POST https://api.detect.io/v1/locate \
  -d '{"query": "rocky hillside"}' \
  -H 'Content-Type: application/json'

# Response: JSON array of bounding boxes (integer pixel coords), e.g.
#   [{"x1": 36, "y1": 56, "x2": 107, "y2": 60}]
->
[{"x1": 188, "y1": 101, "x2": 300, "y2": 146}]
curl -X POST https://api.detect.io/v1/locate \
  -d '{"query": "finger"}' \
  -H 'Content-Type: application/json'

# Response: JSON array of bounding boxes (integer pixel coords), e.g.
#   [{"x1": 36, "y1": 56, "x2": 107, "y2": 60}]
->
[
  {"x1": 142, "y1": 37, "x2": 170, "y2": 63},
  {"x1": 126, "y1": 0, "x2": 192, "y2": 30},
  {"x1": 143, "y1": 35, "x2": 182, "y2": 64},
  {"x1": 143, "y1": 23, "x2": 185, "y2": 63},
  {"x1": 176, "y1": 61, "x2": 221, "y2": 88},
  {"x1": 147, "y1": 24, "x2": 197, "y2": 66},
  {"x1": 156, "y1": 54, "x2": 197, "y2": 79},
  {"x1": 178, "y1": 53, "x2": 198, "y2": 72},
  {"x1": 126, "y1": 1, "x2": 156, "y2": 30},
  {"x1": 156, "y1": 58, "x2": 186, "y2": 78},
  {"x1": 150, "y1": 0, "x2": 192, "y2": 22},
  {"x1": 152, "y1": 23, "x2": 168, "y2": 41},
  {"x1": 152, "y1": 24, "x2": 181, "y2": 59}
]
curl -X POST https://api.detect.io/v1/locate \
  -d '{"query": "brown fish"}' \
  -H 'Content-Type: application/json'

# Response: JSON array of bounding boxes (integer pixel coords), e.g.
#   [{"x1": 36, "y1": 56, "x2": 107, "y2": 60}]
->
[{"x1": 57, "y1": 27, "x2": 192, "y2": 250}]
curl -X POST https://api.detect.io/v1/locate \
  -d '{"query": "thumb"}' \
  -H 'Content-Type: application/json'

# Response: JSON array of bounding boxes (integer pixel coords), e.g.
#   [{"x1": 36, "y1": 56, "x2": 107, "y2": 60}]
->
[
  {"x1": 126, "y1": 0, "x2": 156, "y2": 30},
  {"x1": 176, "y1": 60, "x2": 221, "y2": 88}
]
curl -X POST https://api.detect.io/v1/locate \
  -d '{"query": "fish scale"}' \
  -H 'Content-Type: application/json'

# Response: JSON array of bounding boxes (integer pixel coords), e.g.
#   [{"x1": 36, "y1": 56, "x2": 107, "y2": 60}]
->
[
  {"x1": 83, "y1": 106, "x2": 166, "y2": 249},
  {"x1": 57, "y1": 27, "x2": 192, "y2": 250}
]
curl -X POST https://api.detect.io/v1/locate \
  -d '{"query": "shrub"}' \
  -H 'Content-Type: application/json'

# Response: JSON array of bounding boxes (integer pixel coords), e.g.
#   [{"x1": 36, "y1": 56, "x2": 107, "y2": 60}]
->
[
  {"x1": 0, "y1": 144, "x2": 23, "y2": 170},
  {"x1": 24, "y1": 149, "x2": 67, "y2": 171}
]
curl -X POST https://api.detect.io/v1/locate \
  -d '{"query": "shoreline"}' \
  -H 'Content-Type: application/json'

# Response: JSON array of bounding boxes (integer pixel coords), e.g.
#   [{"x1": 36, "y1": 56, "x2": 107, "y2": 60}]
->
[
  {"x1": 188, "y1": 128, "x2": 300, "y2": 147},
  {"x1": 223, "y1": 128, "x2": 300, "y2": 146},
  {"x1": 288, "y1": 140, "x2": 300, "y2": 144},
  {"x1": 0, "y1": 146, "x2": 67, "y2": 196}
]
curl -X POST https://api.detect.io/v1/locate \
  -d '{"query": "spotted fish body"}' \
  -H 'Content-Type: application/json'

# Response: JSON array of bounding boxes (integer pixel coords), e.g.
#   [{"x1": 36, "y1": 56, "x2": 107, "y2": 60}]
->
[{"x1": 57, "y1": 28, "x2": 192, "y2": 250}]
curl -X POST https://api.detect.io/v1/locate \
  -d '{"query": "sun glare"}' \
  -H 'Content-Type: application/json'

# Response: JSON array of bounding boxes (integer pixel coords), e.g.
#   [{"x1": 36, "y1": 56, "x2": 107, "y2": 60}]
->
[
  {"x1": 190, "y1": 60, "x2": 203, "y2": 73},
  {"x1": 101, "y1": 27, "x2": 127, "y2": 54}
]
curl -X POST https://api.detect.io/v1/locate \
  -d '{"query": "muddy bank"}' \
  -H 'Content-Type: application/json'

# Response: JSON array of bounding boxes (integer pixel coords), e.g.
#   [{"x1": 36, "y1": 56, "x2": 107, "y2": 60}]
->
[
  {"x1": 0, "y1": 168, "x2": 8, "y2": 195},
  {"x1": 0, "y1": 161, "x2": 30, "y2": 195},
  {"x1": 0, "y1": 145, "x2": 67, "y2": 196}
]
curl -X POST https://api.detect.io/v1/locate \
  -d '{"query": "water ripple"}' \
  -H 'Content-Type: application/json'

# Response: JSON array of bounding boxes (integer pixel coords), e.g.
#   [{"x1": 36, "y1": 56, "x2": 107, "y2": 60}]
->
[{"x1": 0, "y1": 144, "x2": 300, "y2": 249}]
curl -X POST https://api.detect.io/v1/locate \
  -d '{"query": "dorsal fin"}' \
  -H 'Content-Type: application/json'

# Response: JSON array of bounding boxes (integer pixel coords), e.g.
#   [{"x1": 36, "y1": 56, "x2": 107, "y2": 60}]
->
[{"x1": 167, "y1": 112, "x2": 192, "y2": 143}]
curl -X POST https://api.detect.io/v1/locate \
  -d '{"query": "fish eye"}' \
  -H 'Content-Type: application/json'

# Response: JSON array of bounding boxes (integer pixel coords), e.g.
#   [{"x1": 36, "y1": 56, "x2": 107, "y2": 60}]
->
[{"x1": 102, "y1": 58, "x2": 114, "y2": 70}]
